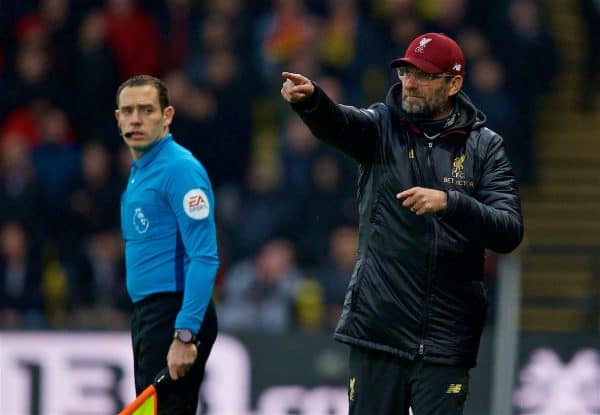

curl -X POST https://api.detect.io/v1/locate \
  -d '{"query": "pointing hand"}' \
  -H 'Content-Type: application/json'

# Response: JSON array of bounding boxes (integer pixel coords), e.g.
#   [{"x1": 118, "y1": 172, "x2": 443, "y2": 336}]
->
[{"x1": 281, "y1": 72, "x2": 315, "y2": 103}]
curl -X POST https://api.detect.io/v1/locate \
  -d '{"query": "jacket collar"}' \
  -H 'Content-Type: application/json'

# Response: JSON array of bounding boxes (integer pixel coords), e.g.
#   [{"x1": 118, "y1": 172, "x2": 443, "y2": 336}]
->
[{"x1": 385, "y1": 82, "x2": 486, "y2": 138}]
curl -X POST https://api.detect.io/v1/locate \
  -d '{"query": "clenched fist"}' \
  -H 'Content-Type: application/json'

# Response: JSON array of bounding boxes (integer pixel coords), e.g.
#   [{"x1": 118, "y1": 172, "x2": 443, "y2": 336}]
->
[
  {"x1": 281, "y1": 72, "x2": 315, "y2": 103},
  {"x1": 167, "y1": 340, "x2": 198, "y2": 380}
]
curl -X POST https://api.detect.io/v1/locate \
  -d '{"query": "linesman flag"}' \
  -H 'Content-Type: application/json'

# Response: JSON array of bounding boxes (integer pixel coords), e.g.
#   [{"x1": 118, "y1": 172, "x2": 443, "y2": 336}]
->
[
  {"x1": 118, "y1": 369, "x2": 170, "y2": 415},
  {"x1": 118, "y1": 385, "x2": 157, "y2": 415}
]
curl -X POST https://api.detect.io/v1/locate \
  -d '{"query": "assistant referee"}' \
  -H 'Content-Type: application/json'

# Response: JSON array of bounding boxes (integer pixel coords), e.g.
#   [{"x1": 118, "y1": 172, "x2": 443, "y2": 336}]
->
[{"x1": 116, "y1": 75, "x2": 218, "y2": 414}]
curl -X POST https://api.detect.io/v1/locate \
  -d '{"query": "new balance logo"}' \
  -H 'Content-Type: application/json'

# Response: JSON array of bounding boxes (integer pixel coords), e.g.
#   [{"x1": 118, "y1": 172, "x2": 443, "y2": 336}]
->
[{"x1": 446, "y1": 384, "x2": 462, "y2": 394}]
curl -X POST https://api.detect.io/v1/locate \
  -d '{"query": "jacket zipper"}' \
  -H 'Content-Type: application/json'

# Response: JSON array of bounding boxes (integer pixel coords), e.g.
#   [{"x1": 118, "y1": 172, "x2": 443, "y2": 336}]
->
[
  {"x1": 426, "y1": 141, "x2": 433, "y2": 173},
  {"x1": 417, "y1": 141, "x2": 435, "y2": 188},
  {"x1": 418, "y1": 140, "x2": 438, "y2": 358}
]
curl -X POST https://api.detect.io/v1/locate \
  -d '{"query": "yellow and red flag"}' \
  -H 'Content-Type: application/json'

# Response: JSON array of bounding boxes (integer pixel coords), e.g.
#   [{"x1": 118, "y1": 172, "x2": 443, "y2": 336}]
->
[{"x1": 118, "y1": 384, "x2": 157, "y2": 415}]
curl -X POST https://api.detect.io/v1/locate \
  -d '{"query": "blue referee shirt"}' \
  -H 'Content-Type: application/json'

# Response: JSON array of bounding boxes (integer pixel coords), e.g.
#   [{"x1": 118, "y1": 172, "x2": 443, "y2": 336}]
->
[{"x1": 121, "y1": 134, "x2": 219, "y2": 332}]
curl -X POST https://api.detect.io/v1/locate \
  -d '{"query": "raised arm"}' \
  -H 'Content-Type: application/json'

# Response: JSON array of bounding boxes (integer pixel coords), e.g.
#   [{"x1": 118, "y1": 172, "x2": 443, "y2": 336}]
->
[{"x1": 281, "y1": 72, "x2": 379, "y2": 163}]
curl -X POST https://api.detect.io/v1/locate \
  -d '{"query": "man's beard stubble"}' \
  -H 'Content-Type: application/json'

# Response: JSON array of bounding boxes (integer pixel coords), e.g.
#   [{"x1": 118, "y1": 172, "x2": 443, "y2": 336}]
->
[{"x1": 401, "y1": 83, "x2": 451, "y2": 119}]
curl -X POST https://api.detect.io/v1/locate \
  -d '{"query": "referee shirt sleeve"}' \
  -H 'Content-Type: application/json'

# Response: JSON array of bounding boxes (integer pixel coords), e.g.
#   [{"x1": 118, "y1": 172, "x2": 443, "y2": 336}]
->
[{"x1": 164, "y1": 158, "x2": 219, "y2": 333}]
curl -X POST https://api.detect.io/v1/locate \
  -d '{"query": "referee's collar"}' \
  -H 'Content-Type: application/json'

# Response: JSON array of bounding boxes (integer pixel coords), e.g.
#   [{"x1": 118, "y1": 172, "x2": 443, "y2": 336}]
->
[{"x1": 133, "y1": 134, "x2": 172, "y2": 169}]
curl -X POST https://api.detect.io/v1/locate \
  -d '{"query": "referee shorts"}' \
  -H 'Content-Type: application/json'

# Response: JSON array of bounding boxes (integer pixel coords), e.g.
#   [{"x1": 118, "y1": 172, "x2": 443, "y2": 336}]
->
[{"x1": 131, "y1": 292, "x2": 218, "y2": 415}]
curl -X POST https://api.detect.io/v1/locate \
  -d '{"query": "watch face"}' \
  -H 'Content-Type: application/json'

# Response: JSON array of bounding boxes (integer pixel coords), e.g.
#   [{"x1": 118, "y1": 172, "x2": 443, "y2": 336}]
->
[{"x1": 176, "y1": 330, "x2": 193, "y2": 343}]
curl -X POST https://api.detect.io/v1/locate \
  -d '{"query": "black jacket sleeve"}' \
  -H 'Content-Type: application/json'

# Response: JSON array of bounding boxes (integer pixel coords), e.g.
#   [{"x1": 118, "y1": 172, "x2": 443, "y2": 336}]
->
[
  {"x1": 443, "y1": 133, "x2": 524, "y2": 253},
  {"x1": 290, "y1": 83, "x2": 379, "y2": 164}
]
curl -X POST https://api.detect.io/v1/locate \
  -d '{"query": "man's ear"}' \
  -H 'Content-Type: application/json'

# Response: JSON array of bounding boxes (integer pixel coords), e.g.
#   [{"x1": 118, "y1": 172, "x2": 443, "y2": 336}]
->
[
  {"x1": 448, "y1": 76, "x2": 463, "y2": 97},
  {"x1": 163, "y1": 106, "x2": 175, "y2": 127},
  {"x1": 115, "y1": 110, "x2": 123, "y2": 135}
]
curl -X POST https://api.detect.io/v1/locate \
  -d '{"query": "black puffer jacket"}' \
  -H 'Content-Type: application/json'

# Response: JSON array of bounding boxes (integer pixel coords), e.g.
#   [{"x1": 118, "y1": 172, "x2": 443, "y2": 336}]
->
[{"x1": 291, "y1": 83, "x2": 523, "y2": 368}]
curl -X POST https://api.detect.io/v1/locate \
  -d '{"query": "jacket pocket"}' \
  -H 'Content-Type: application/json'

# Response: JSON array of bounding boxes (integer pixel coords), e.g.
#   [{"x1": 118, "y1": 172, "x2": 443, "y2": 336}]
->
[
  {"x1": 349, "y1": 259, "x2": 367, "y2": 312},
  {"x1": 369, "y1": 173, "x2": 392, "y2": 225},
  {"x1": 470, "y1": 281, "x2": 488, "y2": 327},
  {"x1": 473, "y1": 281, "x2": 488, "y2": 307}
]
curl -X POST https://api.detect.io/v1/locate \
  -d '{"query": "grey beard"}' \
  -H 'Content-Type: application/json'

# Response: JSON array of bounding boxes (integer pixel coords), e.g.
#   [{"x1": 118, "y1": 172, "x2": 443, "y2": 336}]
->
[
  {"x1": 401, "y1": 93, "x2": 452, "y2": 119},
  {"x1": 402, "y1": 99, "x2": 437, "y2": 118},
  {"x1": 401, "y1": 83, "x2": 451, "y2": 119}
]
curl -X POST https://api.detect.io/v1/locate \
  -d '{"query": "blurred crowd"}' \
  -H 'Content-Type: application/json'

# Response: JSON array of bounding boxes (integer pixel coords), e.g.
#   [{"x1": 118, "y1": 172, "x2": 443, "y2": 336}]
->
[{"x1": 0, "y1": 0, "x2": 560, "y2": 332}]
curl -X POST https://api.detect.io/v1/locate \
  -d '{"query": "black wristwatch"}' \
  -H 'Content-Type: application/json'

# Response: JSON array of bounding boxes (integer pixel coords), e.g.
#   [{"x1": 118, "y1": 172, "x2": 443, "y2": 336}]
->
[{"x1": 173, "y1": 329, "x2": 196, "y2": 344}]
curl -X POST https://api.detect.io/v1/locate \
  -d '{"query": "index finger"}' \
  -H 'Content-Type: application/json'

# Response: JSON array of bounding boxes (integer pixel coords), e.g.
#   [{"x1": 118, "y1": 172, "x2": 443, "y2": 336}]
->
[
  {"x1": 396, "y1": 187, "x2": 416, "y2": 199},
  {"x1": 282, "y1": 71, "x2": 307, "y2": 83}
]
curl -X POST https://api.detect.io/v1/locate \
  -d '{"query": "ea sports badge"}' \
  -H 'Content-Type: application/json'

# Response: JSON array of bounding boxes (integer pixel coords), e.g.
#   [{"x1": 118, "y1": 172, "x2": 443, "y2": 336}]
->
[{"x1": 183, "y1": 188, "x2": 210, "y2": 220}]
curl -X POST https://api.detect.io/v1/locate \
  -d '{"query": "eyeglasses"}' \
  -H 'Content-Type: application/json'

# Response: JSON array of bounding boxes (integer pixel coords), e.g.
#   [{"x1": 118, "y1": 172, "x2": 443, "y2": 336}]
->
[{"x1": 396, "y1": 67, "x2": 455, "y2": 84}]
